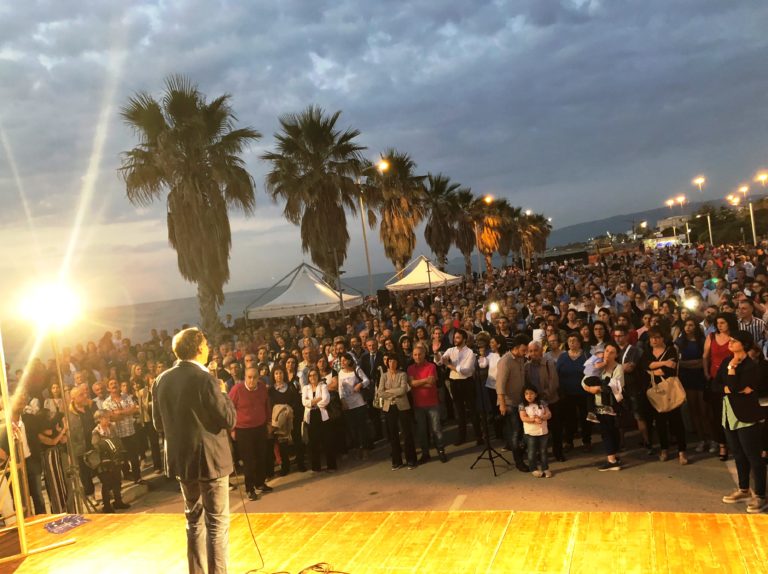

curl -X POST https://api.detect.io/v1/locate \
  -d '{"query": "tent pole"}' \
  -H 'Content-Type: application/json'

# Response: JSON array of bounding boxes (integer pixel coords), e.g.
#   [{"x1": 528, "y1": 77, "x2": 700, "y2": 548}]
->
[
  {"x1": 333, "y1": 249, "x2": 346, "y2": 322},
  {"x1": 426, "y1": 259, "x2": 434, "y2": 301}
]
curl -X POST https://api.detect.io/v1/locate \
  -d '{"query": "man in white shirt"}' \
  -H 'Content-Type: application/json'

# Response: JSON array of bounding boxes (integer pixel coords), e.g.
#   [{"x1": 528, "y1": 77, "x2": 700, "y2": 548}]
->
[{"x1": 441, "y1": 329, "x2": 481, "y2": 446}]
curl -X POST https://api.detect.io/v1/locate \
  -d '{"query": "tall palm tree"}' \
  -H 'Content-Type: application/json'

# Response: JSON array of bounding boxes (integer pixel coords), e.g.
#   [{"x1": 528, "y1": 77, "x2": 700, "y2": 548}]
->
[
  {"x1": 262, "y1": 106, "x2": 366, "y2": 280},
  {"x1": 367, "y1": 149, "x2": 426, "y2": 275},
  {"x1": 519, "y1": 212, "x2": 552, "y2": 268},
  {"x1": 454, "y1": 188, "x2": 477, "y2": 277},
  {"x1": 475, "y1": 197, "x2": 504, "y2": 274},
  {"x1": 495, "y1": 200, "x2": 522, "y2": 267},
  {"x1": 119, "y1": 75, "x2": 260, "y2": 338},
  {"x1": 423, "y1": 173, "x2": 460, "y2": 269}
]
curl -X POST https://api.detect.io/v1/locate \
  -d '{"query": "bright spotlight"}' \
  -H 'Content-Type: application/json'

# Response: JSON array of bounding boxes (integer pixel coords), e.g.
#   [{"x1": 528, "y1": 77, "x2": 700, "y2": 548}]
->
[
  {"x1": 377, "y1": 159, "x2": 390, "y2": 173},
  {"x1": 18, "y1": 283, "x2": 81, "y2": 330},
  {"x1": 489, "y1": 302, "x2": 500, "y2": 314},
  {"x1": 683, "y1": 298, "x2": 699, "y2": 311}
]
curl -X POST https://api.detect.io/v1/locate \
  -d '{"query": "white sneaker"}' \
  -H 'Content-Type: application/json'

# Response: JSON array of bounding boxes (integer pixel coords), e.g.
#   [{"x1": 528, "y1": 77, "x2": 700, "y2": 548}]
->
[
  {"x1": 543, "y1": 470, "x2": 553, "y2": 478},
  {"x1": 746, "y1": 497, "x2": 767, "y2": 514},
  {"x1": 531, "y1": 470, "x2": 544, "y2": 478}
]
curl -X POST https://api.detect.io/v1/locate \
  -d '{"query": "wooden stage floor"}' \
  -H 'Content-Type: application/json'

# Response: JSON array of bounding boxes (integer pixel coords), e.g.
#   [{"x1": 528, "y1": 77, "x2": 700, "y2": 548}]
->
[{"x1": 3, "y1": 511, "x2": 768, "y2": 573}]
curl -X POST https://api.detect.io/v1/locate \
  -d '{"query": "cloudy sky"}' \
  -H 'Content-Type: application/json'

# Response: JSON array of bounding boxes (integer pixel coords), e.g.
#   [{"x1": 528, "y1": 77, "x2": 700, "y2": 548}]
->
[{"x1": 1, "y1": 0, "x2": 768, "y2": 311}]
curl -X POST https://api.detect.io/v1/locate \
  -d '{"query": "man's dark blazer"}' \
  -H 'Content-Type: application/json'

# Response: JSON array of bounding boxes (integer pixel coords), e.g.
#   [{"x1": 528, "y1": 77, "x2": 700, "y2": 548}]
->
[
  {"x1": 359, "y1": 350, "x2": 385, "y2": 384},
  {"x1": 153, "y1": 361, "x2": 237, "y2": 481}
]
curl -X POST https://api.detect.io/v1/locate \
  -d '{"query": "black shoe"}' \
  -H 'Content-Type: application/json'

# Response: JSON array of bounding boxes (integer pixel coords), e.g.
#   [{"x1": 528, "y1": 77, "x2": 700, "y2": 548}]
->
[
  {"x1": 103, "y1": 505, "x2": 115, "y2": 514},
  {"x1": 248, "y1": 489, "x2": 260, "y2": 501},
  {"x1": 419, "y1": 453, "x2": 431, "y2": 464},
  {"x1": 298, "y1": 464, "x2": 308, "y2": 472},
  {"x1": 597, "y1": 460, "x2": 622, "y2": 472},
  {"x1": 563, "y1": 442, "x2": 574, "y2": 453},
  {"x1": 438, "y1": 450, "x2": 448, "y2": 463},
  {"x1": 555, "y1": 455, "x2": 566, "y2": 462},
  {"x1": 515, "y1": 462, "x2": 530, "y2": 473},
  {"x1": 257, "y1": 484, "x2": 273, "y2": 493},
  {"x1": 114, "y1": 501, "x2": 131, "y2": 510},
  {"x1": 280, "y1": 467, "x2": 290, "y2": 477}
]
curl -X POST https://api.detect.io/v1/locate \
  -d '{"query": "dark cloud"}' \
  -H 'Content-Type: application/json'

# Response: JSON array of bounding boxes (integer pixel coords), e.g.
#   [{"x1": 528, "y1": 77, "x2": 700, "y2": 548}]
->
[{"x1": 1, "y1": 0, "x2": 768, "y2": 304}]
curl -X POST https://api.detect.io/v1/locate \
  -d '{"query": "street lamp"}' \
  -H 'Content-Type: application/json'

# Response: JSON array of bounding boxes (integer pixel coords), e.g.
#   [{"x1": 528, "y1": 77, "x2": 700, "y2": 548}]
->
[
  {"x1": 357, "y1": 158, "x2": 389, "y2": 297},
  {"x1": 693, "y1": 176, "x2": 705, "y2": 192},
  {"x1": 755, "y1": 172, "x2": 768, "y2": 187},
  {"x1": 665, "y1": 199, "x2": 674, "y2": 209},
  {"x1": 737, "y1": 186, "x2": 757, "y2": 246},
  {"x1": 696, "y1": 213, "x2": 714, "y2": 245}
]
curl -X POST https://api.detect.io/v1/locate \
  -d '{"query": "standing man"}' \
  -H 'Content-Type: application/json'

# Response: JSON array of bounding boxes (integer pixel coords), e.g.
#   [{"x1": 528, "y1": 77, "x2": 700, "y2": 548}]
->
[
  {"x1": 102, "y1": 379, "x2": 144, "y2": 485},
  {"x1": 441, "y1": 329, "x2": 481, "y2": 446},
  {"x1": 408, "y1": 344, "x2": 447, "y2": 463},
  {"x1": 496, "y1": 334, "x2": 530, "y2": 472},
  {"x1": 153, "y1": 328, "x2": 237, "y2": 574},
  {"x1": 68, "y1": 384, "x2": 97, "y2": 502},
  {"x1": 228, "y1": 368, "x2": 272, "y2": 501},
  {"x1": 524, "y1": 341, "x2": 562, "y2": 461}
]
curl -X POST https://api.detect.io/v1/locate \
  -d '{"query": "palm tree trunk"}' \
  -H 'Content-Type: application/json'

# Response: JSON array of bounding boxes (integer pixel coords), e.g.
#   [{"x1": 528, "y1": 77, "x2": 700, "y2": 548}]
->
[
  {"x1": 463, "y1": 253, "x2": 472, "y2": 278},
  {"x1": 197, "y1": 282, "x2": 221, "y2": 342},
  {"x1": 484, "y1": 253, "x2": 493, "y2": 274}
]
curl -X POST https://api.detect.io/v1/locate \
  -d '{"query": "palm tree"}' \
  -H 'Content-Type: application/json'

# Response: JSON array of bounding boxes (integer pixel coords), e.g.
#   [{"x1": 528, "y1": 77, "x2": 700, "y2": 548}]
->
[
  {"x1": 454, "y1": 188, "x2": 477, "y2": 277},
  {"x1": 519, "y1": 212, "x2": 552, "y2": 268},
  {"x1": 495, "y1": 201, "x2": 522, "y2": 267},
  {"x1": 423, "y1": 173, "x2": 460, "y2": 269},
  {"x1": 262, "y1": 106, "x2": 366, "y2": 280},
  {"x1": 367, "y1": 149, "x2": 426, "y2": 275},
  {"x1": 475, "y1": 197, "x2": 505, "y2": 274},
  {"x1": 119, "y1": 75, "x2": 260, "y2": 338}
]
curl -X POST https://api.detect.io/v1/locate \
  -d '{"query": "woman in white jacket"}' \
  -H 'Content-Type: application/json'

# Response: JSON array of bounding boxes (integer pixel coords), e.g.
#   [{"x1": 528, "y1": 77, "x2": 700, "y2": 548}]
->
[{"x1": 301, "y1": 367, "x2": 337, "y2": 472}]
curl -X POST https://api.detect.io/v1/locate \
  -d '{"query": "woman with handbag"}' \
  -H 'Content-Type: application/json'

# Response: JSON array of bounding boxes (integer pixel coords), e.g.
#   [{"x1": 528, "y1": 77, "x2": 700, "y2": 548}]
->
[
  {"x1": 582, "y1": 342, "x2": 624, "y2": 471},
  {"x1": 703, "y1": 312, "x2": 739, "y2": 460},
  {"x1": 716, "y1": 331, "x2": 766, "y2": 513},
  {"x1": 377, "y1": 354, "x2": 417, "y2": 470},
  {"x1": 317, "y1": 356, "x2": 345, "y2": 458},
  {"x1": 641, "y1": 327, "x2": 688, "y2": 465},
  {"x1": 301, "y1": 367, "x2": 337, "y2": 473}
]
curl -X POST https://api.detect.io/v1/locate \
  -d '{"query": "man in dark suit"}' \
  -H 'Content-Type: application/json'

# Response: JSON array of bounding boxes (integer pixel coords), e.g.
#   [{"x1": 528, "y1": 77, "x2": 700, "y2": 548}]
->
[
  {"x1": 153, "y1": 328, "x2": 236, "y2": 574},
  {"x1": 359, "y1": 338, "x2": 385, "y2": 444}
]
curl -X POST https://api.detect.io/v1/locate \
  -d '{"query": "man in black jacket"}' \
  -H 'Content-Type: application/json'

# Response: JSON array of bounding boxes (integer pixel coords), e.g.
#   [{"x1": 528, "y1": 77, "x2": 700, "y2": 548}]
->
[{"x1": 153, "y1": 328, "x2": 237, "y2": 574}]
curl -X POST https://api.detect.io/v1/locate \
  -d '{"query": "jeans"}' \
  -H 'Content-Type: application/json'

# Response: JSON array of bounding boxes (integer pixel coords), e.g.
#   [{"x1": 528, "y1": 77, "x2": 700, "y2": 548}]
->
[
  {"x1": 447, "y1": 378, "x2": 481, "y2": 441},
  {"x1": 561, "y1": 394, "x2": 593, "y2": 446},
  {"x1": 525, "y1": 434, "x2": 549, "y2": 471},
  {"x1": 234, "y1": 426, "x2": 267, "y2": 492},
  {"x1": 78, "y1": 457, "x2": 95, "y2": 496},
  {"x1": 385, "y1": 406, "x2": 417, "y2": 466},
  {"x1": 501, "y1": 409, "x2": 523, "y2": 450},
  {"x1": 179, "y1": 476, "x2": 230, "y2": 574},
  {"x1": 414, "y1": 405, "x2": 444, "y2": 453},
  {"x1": 597, "y1": 413, "x2": 620, "y2": 456},
  {"x1": 344, "y1": 405, "x2": 370, "y2": 450},
  {"x1": 724, "y1": 422, "x2": 766, "y2": 497}
]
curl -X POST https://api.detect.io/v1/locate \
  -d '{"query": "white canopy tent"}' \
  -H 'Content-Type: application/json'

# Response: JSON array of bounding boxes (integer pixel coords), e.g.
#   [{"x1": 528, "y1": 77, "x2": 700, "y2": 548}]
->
[
  {"x1": 385, "y1": 255, "x2": 463, "y2": 292},
  {"x1": 245, "y1": 263, "x2": 363, "y2": 320}
]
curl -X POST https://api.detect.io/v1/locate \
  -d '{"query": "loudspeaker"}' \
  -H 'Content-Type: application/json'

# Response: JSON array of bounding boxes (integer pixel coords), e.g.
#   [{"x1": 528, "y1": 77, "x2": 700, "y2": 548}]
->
[{"x1": 377, "y1": 289, "x2": 391, "y2": 308}]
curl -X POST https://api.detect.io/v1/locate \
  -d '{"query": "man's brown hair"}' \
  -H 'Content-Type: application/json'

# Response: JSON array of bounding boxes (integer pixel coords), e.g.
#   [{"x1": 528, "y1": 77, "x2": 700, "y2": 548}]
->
[{"x1": 173, "y1": 328, "x2": 206, "y2": 361}]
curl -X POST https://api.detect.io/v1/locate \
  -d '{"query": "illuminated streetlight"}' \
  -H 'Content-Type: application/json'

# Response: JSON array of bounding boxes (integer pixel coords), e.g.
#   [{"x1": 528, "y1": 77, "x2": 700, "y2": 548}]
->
[
  {"x1": 639, "y1": 221, "x2": 648, "y2": 229},
  {"x1": 19, "y1": 282, "x2": 81, "y2": 330},
  {"x1": 524, "y1": 209, "x2": 532, "y2": 216},
  {"x1": 377, "y1": 159, "x2": 390, "y2": 173},
  {"x1": 692, "y1": 176, "x2": 705, "y2": 192},
  {"x1": 665, "y1": 199, "x2": 674, "y2": 209},
  {"x1": 676, "y1": 194, "x2": 686, "y2": 208},
  {"x1": 739, "y1": 185, "x2": 749, "y2": 197},
  {"x1": 483, "y1": 195, "x2": 493, "y2": 205},
  {"x1": 696, "y1": 213, "x2": 714, "y2": 245},
  {"x1": 733, "y1": 186, "x2": 757, "y2": 246},
  {"x1": 755, "y1": 172, "x2": 768, "y2": 187}
]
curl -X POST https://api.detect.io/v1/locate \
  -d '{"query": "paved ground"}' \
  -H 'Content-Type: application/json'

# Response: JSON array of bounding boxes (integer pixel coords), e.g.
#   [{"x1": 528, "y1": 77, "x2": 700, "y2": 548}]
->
[{"x1": 126, "y1": 430, "x2": 746, "y2": 516}]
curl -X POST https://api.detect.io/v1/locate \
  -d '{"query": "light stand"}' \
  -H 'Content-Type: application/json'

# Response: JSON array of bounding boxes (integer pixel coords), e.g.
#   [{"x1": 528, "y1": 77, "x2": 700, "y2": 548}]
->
[
  {"x1": 469, "y1": 369, "x2": 510, "y2": 477},
  {"x1": 50, "y1": 336, "x2": 96, "y2": 515}
]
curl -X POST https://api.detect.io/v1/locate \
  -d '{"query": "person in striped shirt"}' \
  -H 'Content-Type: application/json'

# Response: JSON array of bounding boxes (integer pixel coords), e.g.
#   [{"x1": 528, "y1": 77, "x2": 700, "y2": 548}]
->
[{"x1": 738, "y1": 299, "x2": 766, "y2": 347}]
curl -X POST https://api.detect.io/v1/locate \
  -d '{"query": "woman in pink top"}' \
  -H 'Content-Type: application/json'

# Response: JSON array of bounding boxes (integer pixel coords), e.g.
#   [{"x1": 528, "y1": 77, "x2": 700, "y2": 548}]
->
[{"x1": 703, "y1": 312, "x2": 738, "y2": 460}]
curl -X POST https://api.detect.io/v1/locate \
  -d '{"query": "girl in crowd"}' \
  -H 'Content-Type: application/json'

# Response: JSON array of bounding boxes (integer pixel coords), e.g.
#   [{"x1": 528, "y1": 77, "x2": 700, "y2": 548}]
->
[
  {"x1": 337, "y1": 353, "x2": 371, "y2": 460},
  {"x1": 717, "y1": 332, "x2": 766, "y2": 514},
  {"x1": 675, "y1": 317, "x2": 711, "y2": 453},
  {"x1": 556, "y1": 333, "x2": 592, "y2": 452},
  {"x1": 43, "y1": 382, "x2": 65, "y2": 415},
  {"x1": 519, "y1": 384, "x2": 552, "y2": 478},
  {"x1": 301, "y1": 367, "x2": 336, "y2": 473},
  {"x1": 377, "y1": 354, "x2": 417, "y2": 470},
  {"x1": 703, "y1": 312, "x2": 739, "y2": 460},
  {"x1": 589, "y1": 321, "x2": 610, "y2": 356},
  {"x1": 37, "y1": 407, "x2": 71, "y2": 514},
  {"x1": 642, "y1": 327, "x2": 688, "y2": 465}
]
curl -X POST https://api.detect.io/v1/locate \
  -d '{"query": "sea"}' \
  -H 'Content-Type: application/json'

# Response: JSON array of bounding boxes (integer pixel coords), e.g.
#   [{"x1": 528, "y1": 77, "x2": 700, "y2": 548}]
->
[{"x1": 1, "y1": 258, "x2": 472, "y2": 370}]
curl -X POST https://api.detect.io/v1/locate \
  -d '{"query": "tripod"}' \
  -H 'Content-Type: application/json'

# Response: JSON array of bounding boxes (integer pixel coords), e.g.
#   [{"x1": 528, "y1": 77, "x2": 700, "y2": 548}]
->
[{"x1": 470, "y1": 376, "x2": 510, "y2": 477}]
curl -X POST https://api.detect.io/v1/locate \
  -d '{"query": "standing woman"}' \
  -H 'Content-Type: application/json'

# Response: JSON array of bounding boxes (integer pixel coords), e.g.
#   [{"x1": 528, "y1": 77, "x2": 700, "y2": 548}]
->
[
  {"x1": 556, "y1": 333, "x2": 592, "y2": 452},
  {"x1": 37, "y1": 407, "x2": 71, "y2": 513},
  {"x1": 301, "y1": 367, "x2": 336, "y2": 473},
  {"x1": 481, "y1": 335, "x2": 506, "y2": 441},
  {"x1": 337, "y1": 353, "x2": 371, "y2": 460},
  {"x1": 589, "y1": 321, "x2": 610, "y2": 356},
  {"x1": 317, "y1": 355, "x2": 344, "y2": 457},
  {"x1": 717, "y1": 332, "x2": 766, "y2": 513},
  {"x1": 642, "y1": 327, "x2": 688, "y2": 465},
  {"x1": 43, "y1": 382, "x2": 65, "y2": 415},
  {"x1": 675, "y1": 318, "x2": 712, "y2": 453},
  {"x1": 378, "y1": 354, "x2": 417, "y2": 470},
  {"x1": 583, "y1": 342, "x2": 624, "y2": 471},
  {"x1": 268, "y1": 366, "x2": 303, "y2": 476},
  {"x1": 703, "y1": 312, "x2": 739, "y2": 460}
]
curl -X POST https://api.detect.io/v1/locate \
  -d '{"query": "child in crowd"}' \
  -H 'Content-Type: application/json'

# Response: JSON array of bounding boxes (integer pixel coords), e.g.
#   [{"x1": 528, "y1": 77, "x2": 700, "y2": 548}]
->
[
  {"x1": 581, "y1": 352, "x2": 605, "y2": 423},
  {"x1": 92, "y1": 410, "x2": 130, "y2": 514},
  {"x1": 519, "y1": 384, "x2": 552, "y2": 478}
]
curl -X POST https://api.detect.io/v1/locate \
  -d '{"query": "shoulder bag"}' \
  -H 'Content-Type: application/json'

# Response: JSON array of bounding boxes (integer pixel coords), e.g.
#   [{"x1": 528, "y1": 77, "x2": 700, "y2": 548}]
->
[{"x1": 646, "y1": 349, "x2": 686, "y2": 413}]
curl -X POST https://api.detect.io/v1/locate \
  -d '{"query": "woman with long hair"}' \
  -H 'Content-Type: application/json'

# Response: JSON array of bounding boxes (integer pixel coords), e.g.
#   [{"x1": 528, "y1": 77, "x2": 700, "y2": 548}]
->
[
  {"x1": 589, "y1": 321, "x2": 611, "y2": 356},
  {"x1": 675, "y1": 317, "x2": 711, "y2": 453},
  {"x1": 703, "y1": 312, "x2": 739, "y2": 460},
  {"x1": 268, "y1": 365, "x2": 304, "y2": 475},
  {"x1": 378, "y1": 354, "x2": 417, "y2": 470},
  {"x1": 301, "y1": 367, "x2": 336, "y2": 472},
  {"x1": 556, "y1": 333, "x2": 592, "y2": 452}
]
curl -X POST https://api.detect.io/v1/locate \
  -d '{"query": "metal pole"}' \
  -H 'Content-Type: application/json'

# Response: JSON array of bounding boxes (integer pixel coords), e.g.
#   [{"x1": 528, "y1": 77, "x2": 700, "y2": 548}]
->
[
  {"x1": 707, "y1": 214, "x2": 713, "y2": 246},
  {"x1": 426, "y1": 258, "x2": 434, "y2": 300},
  {"x1": 333, "y1": 249, "x2": 345, "y2": 321},
  {"x1": 474, "y1": 222, "x2": 482, "y2": 278},
  {"x1": 358, "y1": 193, "x2": 373, "y2": 297},
  {"x1": 749, "y1": 201, "x2": 757, "y2": 246},
  {"x1": 685, "y1": 221, "x2": 691, "y2": 245}
]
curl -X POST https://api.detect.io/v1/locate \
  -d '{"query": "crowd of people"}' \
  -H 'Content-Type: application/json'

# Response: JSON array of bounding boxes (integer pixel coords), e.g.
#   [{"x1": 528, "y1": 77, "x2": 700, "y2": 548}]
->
[{"x1": 2, "y1": 241, "x2": 767, "y2": 517}]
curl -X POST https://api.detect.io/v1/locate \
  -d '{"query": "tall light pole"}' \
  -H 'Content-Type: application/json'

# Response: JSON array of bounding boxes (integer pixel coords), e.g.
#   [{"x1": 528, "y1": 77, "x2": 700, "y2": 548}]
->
[
  {"x1": 693, "y1": 176, "x2": 706, "y2": 193},
  {"x1": 696, "y1": 213, "x2": 714, "y2": 245},
  {"x1": 357, "y1": 158, "x2": 389, "y2": 297},
  {"x1": 739, "y1": 185, "x2": 757, "y2": 246}
]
